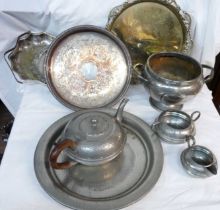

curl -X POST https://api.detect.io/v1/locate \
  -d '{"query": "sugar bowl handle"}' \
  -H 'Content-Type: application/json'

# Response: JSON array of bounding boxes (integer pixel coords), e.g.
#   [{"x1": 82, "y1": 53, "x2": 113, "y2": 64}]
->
[
  {"x1": 50, "y1": 139, "x2": 77, "y2": 170},
  {"x1": 190, "y1": 111, "x2": 201, "y2": 121},
  {"x1": 151, "y1": 121, "x2": 160, "y2": 131}
]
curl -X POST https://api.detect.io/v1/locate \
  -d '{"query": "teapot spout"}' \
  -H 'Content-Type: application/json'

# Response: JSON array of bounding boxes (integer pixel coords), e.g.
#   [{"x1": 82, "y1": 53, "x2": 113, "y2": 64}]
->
[
  {"x1": 207, "y1": 165, "x2": 217, "y2": 175},
  {"x1": 115, "y1": 98, "x2": 129, "y2": 124}
]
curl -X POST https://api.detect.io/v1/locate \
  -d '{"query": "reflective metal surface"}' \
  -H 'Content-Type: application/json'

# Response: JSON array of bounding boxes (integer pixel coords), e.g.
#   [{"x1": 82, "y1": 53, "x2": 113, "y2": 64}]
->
[
  {"x1": 50, "y1": 99, "x2": 128, "y2": 168},
  {"x1": 181, "y1": 138, "x2": 218, "y2": 178},
  {"x1": 152, "y1": 110, "x2": 200, "y2": 144},
  {"x1": 106, "y1": 0, "x2": 192, "y2": 83},
  {"x1": 45, "y1": 25, "x2": 132, "y2": 110},
  {"x1": 139, "y1": 52, "x2": 214, "y2": 110},
  {"x1": 34, "y1": 109, "x2": 163, "y2": 210},
  {"x1": 4, "y1": 31, "x2": 54, "y2": 83}
]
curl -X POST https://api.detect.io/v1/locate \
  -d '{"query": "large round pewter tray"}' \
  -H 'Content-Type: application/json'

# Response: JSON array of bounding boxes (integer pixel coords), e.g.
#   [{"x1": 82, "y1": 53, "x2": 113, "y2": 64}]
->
[
  {"x1": 34, "y1": 109, "x2": 163, "y2": 210},
  {"x1": 45, "y1": 25, "x2": 132, "y2": 110}
]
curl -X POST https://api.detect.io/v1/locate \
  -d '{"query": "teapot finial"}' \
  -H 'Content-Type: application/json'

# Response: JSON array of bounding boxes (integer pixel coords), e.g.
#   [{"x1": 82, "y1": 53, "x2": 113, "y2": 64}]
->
[{"x1": 115, "y1": 98, "x2": 129, "y2": 124}]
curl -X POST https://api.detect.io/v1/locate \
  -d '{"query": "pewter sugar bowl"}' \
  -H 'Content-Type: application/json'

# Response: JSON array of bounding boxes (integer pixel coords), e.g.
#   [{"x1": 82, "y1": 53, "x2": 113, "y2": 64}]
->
[
  {"x1": 152, "y1": 110, "x2": 200, "y2": 144},
  {"x1": 136, "y1": 52, "x2": 214, "y2": 110}
]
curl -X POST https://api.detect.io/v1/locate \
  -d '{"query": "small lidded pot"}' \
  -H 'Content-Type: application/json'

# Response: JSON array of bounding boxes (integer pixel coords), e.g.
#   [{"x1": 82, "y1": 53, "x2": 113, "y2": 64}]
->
[
  {"x1": 50, "y1": 99, "x2": 128, "y2": 169},
  {"x1": 152, "y1": 110, "x2": 200, "y2": 144}
]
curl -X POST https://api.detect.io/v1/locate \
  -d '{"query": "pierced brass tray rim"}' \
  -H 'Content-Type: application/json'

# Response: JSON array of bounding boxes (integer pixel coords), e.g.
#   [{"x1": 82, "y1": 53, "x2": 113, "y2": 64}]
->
[{"x1": 106, "y1": 0, "x2": 193, "y2": 55}]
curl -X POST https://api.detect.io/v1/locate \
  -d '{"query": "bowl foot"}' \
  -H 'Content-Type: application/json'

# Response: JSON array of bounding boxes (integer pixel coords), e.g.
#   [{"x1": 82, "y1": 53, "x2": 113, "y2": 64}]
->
[{"x1": 149, "y1": 97, "x2": 183, "y2": 111}]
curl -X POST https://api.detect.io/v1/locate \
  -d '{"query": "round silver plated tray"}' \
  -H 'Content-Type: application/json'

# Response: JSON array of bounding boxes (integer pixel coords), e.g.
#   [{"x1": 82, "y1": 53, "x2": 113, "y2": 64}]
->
[
  {"x1": 34, "y1": 109, "x2": 163, "y2": 210},
  {"x1": 4, "y1": 31, "x2": 55, "y2": 83},
  {"x1": 44, "y1": 25, "x2": 132, "y2": 110}
]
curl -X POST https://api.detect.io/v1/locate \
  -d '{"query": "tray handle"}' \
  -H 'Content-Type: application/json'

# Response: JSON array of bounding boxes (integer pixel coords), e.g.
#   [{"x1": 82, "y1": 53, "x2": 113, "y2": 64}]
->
[{"x1": 3, "y1": 31, "x2": 31, "y2": 84}]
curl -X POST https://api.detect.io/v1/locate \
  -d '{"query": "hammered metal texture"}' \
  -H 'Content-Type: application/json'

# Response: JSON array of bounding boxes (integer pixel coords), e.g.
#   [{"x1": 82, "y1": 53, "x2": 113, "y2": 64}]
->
[
  {"x1": 46, "y1": 26, "x2": 131, "y2": 110},
  {"x1": 64, "y1": 111, "x2": 126, "y2": 165}
]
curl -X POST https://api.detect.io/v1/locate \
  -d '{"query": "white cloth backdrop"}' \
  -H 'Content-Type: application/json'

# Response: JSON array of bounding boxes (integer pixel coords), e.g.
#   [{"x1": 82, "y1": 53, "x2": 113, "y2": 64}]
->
[
  {"x1": 0, "y1": 0, "x2": 220, "y2": 115},
  {"x1": 1, "y1": 1, "x2": 220, "y2": 210}
]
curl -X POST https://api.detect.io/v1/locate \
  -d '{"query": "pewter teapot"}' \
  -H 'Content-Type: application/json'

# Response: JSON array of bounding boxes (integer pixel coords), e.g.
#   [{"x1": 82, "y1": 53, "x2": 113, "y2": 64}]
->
[{"x1": 50, "y1": 99, "x2": 128, "y2": 169}]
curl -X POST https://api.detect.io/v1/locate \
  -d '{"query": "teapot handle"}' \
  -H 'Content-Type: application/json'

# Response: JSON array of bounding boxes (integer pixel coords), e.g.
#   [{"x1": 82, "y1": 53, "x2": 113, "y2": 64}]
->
[
  {"x1": 202, "y1": 64, "x2": 214, "y2": 83},
  {"x1": 49, "y1": 139, "x2": 77, "y2": 170}
]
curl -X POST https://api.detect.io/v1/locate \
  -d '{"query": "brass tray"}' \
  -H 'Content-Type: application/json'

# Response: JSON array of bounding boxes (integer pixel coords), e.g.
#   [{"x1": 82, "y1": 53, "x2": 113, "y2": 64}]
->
[
  {"x1": 4, "y1": 31, "x2": 55, "y2": 83},
  {"x1": 106, "y1": 0, "x2": 193, "y2": 82},
  {"x1": 34, "y1": 109, "x2": 163, "y2": 210}
]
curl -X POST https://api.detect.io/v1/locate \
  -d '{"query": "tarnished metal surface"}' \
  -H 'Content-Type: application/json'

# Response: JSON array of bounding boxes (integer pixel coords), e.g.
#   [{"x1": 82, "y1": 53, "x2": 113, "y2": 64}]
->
[
  {"x1": 50, "y1": 99, "x2": 128, "y2": 168},
  {"x1": 106, "y1": 0, "x2": 193, "y2": 83},
  {"x1": 181, "y1": 140, "x2": 218, "y2": 178},
  {"x1": 45, "y1": 26, "x2": 131, "y2": 110},
  {"x1": 152, "y1": 110, "x2": 200, "y2": 144},
  {"x1": 140, "y1": 52, "x2": 214, "y2": 111},
  {"x1": 34, "y1": 109, "x2": 163, "y2": 210},
  {"x1": 5, "y1": 31, "x2": 54, "y2": 83}
]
